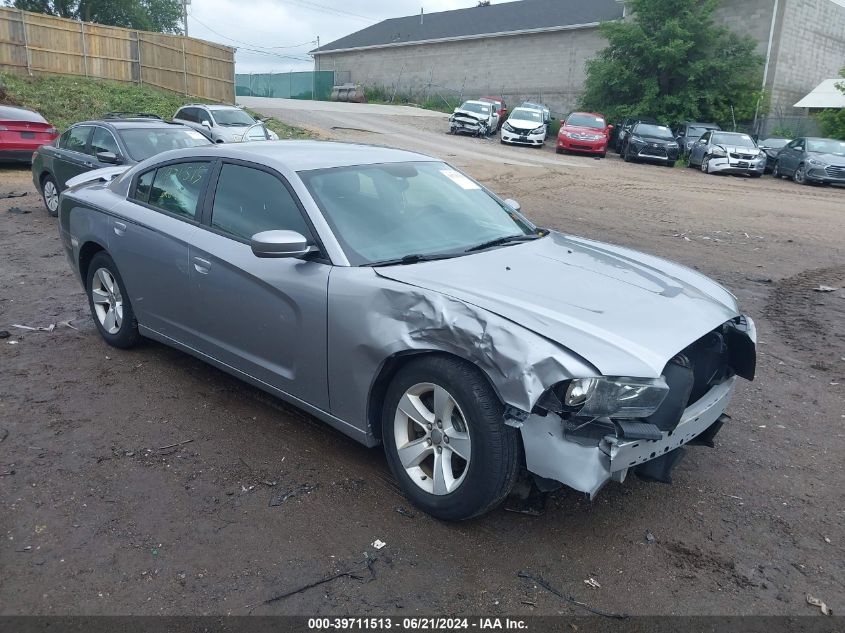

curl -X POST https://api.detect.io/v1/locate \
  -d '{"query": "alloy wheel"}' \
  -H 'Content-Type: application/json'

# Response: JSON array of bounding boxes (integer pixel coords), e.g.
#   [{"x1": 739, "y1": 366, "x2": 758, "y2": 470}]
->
[
  {"x1": 794, "y1": 164, "x2": 806, "y2": 184},
  {"x1": 393, "y1": 382, "x2": 471, "y2": 496},
  {"x1": 43, "y1": 180, "x2": 59, "y2": 213},
  {"x1": 91, "y1": 267, "x2": 124, "y2": 334},
  {"x1": 701, "y1": 156, "x2": 710, "y2": 173}
]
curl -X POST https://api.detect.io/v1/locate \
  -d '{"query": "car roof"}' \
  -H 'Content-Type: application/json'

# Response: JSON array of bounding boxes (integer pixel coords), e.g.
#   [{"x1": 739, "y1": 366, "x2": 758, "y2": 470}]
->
[
  {"x1": 0, "y1": 105, "x2": 47, "y2": 123},
  {"x1": 157, "y1": 140, "x2": 437, "y2": 172},
  {"x1": 568, "y1": 111, "x2": 605, "y2": 118},
  {"x1": 75, "y1": 120, "x2": 195, "y2": 130}
]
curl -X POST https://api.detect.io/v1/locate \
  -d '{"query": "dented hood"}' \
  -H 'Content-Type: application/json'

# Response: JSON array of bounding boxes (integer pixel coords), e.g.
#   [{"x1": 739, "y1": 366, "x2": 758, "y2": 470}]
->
[{"x1": 374, "y1": 232, "x2": 740, "y2": 378}]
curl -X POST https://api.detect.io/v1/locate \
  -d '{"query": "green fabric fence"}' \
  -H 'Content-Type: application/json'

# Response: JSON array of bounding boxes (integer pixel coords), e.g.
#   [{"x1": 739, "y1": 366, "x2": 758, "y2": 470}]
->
[{"x1": 235, "y1": 71, "x2": 334, "y2": 101}]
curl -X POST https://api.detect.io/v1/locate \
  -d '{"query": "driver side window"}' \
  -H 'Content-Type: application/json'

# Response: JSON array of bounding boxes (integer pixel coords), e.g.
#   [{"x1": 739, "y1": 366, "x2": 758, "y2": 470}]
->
[{"x1": 699, "y1": 132, "x2": 711, "y2": 144}]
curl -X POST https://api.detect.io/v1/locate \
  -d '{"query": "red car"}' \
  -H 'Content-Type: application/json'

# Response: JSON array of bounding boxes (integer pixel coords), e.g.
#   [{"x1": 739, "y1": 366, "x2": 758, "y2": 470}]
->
[
  {"x1": 556, "y1": 111, "x2": 613, "y2": 158},
  {"x1": 479, "y1": 96, "x2": 507, "y2": 130},
  {"x1": 0, "y1": 105, "x2": 59, "y2": 163}
]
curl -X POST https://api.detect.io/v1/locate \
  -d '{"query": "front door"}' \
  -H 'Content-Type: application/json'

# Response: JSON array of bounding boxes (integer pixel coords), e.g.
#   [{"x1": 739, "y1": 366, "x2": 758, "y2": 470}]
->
[{"x1": 189, "y1": 160, "x2": 330, "y2": 410}]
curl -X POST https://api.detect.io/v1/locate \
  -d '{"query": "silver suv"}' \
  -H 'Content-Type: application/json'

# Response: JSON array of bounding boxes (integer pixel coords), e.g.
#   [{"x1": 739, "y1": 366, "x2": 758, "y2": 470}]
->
[{"x1": 172, "y1": 104, "x2": 278, "y2": 143}]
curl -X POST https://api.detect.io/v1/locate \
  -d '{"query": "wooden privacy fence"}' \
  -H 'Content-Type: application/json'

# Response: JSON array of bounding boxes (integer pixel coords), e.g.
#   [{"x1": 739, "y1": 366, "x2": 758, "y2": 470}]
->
[{"x1": 0, "y1": 7, "x2": 235, "y2": 103}]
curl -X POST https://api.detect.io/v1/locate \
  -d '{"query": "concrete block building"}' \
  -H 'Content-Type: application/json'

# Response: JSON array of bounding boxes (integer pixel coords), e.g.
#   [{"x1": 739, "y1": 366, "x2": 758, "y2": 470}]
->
[{"x1": 312, "y1": 0, "x2": 845, "y2": 133}]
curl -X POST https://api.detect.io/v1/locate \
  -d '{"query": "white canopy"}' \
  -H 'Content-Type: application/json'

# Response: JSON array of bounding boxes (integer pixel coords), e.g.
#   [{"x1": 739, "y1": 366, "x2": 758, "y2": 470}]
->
[{"x1": 794, "y1": 78, "x2": 845, "y2": 108}]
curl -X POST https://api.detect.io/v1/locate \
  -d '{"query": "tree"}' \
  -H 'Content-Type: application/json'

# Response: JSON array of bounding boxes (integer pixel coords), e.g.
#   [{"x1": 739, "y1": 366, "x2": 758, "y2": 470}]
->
[
  {"x1": 7, "y1": 0, "x2": 183, "y2": 34},
  {"x1": 579, "y1": 0, "x2": 764, "y2": 127},
  {"x1": 816, "y1": 68, "x2": 845, "y2": 141}
]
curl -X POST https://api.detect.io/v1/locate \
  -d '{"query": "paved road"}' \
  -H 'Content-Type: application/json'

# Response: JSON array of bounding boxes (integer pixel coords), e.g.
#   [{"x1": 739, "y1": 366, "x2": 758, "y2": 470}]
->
[{"x1": 239, "y1": 96, "x2": 590, "y2": 169}]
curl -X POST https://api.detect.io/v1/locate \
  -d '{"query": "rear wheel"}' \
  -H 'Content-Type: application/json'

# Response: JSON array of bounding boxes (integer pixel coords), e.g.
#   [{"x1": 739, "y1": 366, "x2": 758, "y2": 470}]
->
[
  {"x1": 382, "y1": 355, "x2": 520, "y2": 521},
  {"x1": 86, "y1": 252, "x2": 141, "y2": 349},
  {"x1": 41, "y1": 174, "x2": 59, "y2": 217}
]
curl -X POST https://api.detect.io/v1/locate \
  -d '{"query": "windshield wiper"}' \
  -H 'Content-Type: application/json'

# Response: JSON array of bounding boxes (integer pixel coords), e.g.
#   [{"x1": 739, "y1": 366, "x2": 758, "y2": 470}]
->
[
  {"x1": 365, "y1": 253, "x2": 461, "y2": 267},
  {"x1": 464, "y1": 233, "x2": 541, "y2": 253}
]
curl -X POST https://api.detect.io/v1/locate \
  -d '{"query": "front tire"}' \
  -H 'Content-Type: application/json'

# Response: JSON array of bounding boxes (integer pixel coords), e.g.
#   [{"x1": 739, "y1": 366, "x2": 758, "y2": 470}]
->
[
  {"x1": 772, "y1": 161, "x2": 782, "y2": 178},
  {"x1": 701, "y1": 155, "x2": 711, "y2": 173},
  {"x1": 382, "y1": 355, "x2": 520, "y2": 521},
  {"x1": 793, "y1": 163, "x2": 808, "y2": 185},
  {"x1": 41, "y1": 174, "x2": 59, "y2": 217},
  {"x1": 86, "y1": 252, "x2": 141, "y2": 349}
]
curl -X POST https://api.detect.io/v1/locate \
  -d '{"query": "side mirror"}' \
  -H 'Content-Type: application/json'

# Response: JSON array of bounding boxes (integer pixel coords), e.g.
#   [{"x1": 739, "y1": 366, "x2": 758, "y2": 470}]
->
[
  {"x1": 504, "y1": 198, "x2": 521, "y2": 212},
  {"x1": 96, "y1": 151, "x2": 121, "y2": 164},
  {"x1": 251, "y1": 230, "x2": 310, "y2": 258},
  {"x1": 201, "y1": 120, "x2": 212, "y2": 129},
  {"x1": 453, "y1": 108, "x2": 459, "y2": 113}
]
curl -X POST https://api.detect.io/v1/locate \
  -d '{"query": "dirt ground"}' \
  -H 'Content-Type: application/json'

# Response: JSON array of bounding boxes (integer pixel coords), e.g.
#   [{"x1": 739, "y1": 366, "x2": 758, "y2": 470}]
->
[{"x1": 1, "y1": 106, "x2": 844, "y2": 617}]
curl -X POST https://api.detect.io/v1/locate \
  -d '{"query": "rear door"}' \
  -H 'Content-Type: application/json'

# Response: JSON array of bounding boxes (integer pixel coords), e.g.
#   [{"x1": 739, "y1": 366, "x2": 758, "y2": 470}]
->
[
  {"x1": 53, "y1": 125, "x2": 94, "y2": 187},
  {"x1": 109, "y1": 159, "x2": 214, "y2": 345},
  {"x1": 188, "y1": 159, "x2": 330, "y2": 409}
]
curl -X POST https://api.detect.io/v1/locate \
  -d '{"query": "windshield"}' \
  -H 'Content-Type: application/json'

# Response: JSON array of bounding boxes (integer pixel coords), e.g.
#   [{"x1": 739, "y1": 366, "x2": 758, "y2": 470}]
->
[
  {"x1": 807, "y1": 138, "x2": 845, "y2": 155},
  {"x1": 300, "y1": 161, "x2": 535, "y2": 266},
  {"x1": 760, "y1": 138, "x2": 789, "y2": 149},
  {"x1": 459, "y1": 102, "x2": 491, "y2": 116},
  {"x1": 510, "y1": 109, "x2": 542, "y2": 122},
  {"x1": 566, "y1": 113, "x2": 605, "y2": 129},
  {"x1": 210, "y1": 108, "x2": 256, "y2": 126},
  {"x1": 635, "y1": 124, "x2": 674, "y2": 140},
  {"x1": 120, "y1": 128, "x2": 211, "y2": 161},
  {"x1": 712, "y1": 133, "x2": 756, "y2": 148}
]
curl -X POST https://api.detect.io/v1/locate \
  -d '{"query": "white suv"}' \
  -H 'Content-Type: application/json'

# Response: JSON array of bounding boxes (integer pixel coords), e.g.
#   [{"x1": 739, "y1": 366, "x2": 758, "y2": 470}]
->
[{"x1": 172, "y1": 104, "x2": 278, "y2": 143}]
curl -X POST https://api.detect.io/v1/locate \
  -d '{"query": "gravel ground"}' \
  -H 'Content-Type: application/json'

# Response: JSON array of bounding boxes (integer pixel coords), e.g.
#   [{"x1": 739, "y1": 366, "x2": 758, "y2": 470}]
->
[{"x1": 1, "y1": 105, "x2": 844, "y2": 617}]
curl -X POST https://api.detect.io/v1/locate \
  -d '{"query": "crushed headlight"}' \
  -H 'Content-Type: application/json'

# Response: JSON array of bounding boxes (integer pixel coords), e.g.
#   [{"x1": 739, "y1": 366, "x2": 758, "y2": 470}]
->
[
  {"x1": 546, "y1": 376, "x2": 670, "y2": 419},
  {"x1": 532, "y1": 126, "x2": 546, "y2": 135},
  {"x1": 808, "y1": 157, "x2": 828, "y2": 167},
  {"x1": 503, "y1": 122, "x2": 515, "y2": 133},
  {"x1": 711, "y1": 146, "x2": 727, "y2": 157}
]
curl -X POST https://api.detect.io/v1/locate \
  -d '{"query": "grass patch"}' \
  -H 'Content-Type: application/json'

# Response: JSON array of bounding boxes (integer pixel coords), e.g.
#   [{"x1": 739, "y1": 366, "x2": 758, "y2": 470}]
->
[
  {"x1": 0, "y1": 73, "x2": 314, "y2": 138},
  {"x1": 362, "y1": 85, "x2": 460, "y2": 114}
]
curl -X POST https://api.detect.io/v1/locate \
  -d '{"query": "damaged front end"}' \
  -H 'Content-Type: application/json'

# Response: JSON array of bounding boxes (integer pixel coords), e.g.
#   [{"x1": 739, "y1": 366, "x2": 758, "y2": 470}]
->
[
  {"x1": 520, "y1": 316, "x2": 756, "y2": 497},
  {"x1": 450, "y1": 112, "x2": 489, "y2": 137}
]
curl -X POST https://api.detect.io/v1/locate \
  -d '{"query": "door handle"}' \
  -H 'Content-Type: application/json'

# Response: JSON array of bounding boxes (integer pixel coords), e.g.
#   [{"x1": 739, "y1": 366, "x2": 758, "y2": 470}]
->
[
  {"x1": 83, "y1": 161, "x2": 96, "y2": 168},
  {"x1": 192, "y1": 257, "x2": 211, "y2": 274},
  {"x1": 113, "y1": 221, "x2": 127, "y2": 236}
]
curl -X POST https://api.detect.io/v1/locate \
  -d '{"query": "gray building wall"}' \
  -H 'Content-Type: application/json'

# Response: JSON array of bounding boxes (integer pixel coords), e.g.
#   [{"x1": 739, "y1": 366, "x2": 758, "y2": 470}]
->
[
  {"x1": 316, "y1": 26, "x2": 607, "y2": 114},
  {"x1": 316, "y1": 0, "x2": 845, "y2": 128},
  {"x1": 769, "y1": 0, "x2": 845, "y2": 114}
]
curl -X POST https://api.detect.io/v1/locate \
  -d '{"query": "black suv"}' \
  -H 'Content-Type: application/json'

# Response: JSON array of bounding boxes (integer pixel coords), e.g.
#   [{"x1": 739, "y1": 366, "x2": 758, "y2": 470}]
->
[
  {"x1": 615, "y1": 116, "x2": 658, "y2": 155},
  {"x1": 31, "y1": 114, "x2": 212, "y2": 215}
]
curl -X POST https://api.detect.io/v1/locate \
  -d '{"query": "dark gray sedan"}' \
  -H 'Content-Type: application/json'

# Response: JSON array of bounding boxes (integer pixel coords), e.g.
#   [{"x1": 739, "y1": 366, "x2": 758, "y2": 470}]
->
[
  {"x1": 58, "y1": 142, "x2": 756, "y2": 520},
  {"x1": 772, "y1": 137, "x2": 845, "y2": 185},
  {"x1": 32, "y1": 115, "x2": 211, "y2": 215}
]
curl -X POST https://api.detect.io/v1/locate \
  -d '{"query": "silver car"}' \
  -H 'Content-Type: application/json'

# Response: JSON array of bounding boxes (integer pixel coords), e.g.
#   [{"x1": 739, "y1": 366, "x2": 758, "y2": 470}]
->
[
  {"x1": 688, "y1": 131, "x2": 766, "y2": 177},
  {"x1": 173, "y1": 104, "x2": 278, "y2": 143},
  {"x1": 58, "y1": 142, "x2": 756, "y2": 521}
]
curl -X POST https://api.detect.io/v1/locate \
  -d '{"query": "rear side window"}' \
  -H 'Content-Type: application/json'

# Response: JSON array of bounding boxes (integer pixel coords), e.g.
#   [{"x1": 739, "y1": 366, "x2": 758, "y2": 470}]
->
[
  {"x1": 143, "y1": 162, "x2": 210, "y2": 220},
  {"x1": 132, "y1": 170, "x2": 155, "y2": 203},
  {"x1": 210, "y1": 164, "x2": 310, "y2": 241},
  {"x1": 60, "y1": 126, "x2": 91, "y2": 152}
]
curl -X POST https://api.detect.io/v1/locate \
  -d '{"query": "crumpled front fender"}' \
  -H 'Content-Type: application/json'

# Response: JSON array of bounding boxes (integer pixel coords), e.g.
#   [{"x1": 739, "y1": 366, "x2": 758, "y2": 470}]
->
[{"x1": 327, "y1": 268, "x2": 596, "y2": 442}]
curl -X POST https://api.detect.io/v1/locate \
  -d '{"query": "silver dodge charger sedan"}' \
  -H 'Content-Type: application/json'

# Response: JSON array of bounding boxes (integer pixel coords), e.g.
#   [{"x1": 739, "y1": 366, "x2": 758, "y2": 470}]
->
[{"x1": 57, "y1": 141, "x2": 756, "y2": 521}]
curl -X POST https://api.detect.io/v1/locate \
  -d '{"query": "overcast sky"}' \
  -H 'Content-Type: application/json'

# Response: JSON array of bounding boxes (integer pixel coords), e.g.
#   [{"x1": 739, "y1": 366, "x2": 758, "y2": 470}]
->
[{"x1": 186, "y1": 0, "x2": 480, "y2": 74}]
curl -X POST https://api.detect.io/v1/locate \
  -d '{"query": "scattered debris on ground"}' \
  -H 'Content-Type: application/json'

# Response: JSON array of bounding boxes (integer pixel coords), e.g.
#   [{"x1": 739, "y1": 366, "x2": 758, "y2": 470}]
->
[
  {"x1": 11, "y1": 323, "x2": 55, "y2": 332},
  {"x1": 0, "y1": 191, "x2": 27, "y2": 199},
  {"x1": 518, "y1": 571, "x2": 628, "y2": 619},
  {"x1": 244, "y1": 554, "x2": 378, "y2": 610},
  {"x1": 813, "y1": 285, "x2": 838, "y2": 292},
  {"x1": 584, "y1": 578, "x2": 601, "y2": 589},
  {"x1": 395, "y1": 506, "x2": 416, "y2": 519},
  {"x1": 372, "y1": 539, "x2": 386, "y2": 550},
  {"x1": 268, "y1": 483, "x2": 319, "y2": 507},
  {"x1": 806, "y1": 594, "x2": 832, "y2": 616},
  {"x1": 645, "y1": 531, "x2": 656, "y2": 544},
  {"x1": 7, "y1": 206, "x2": 29, "y2": 214}
]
